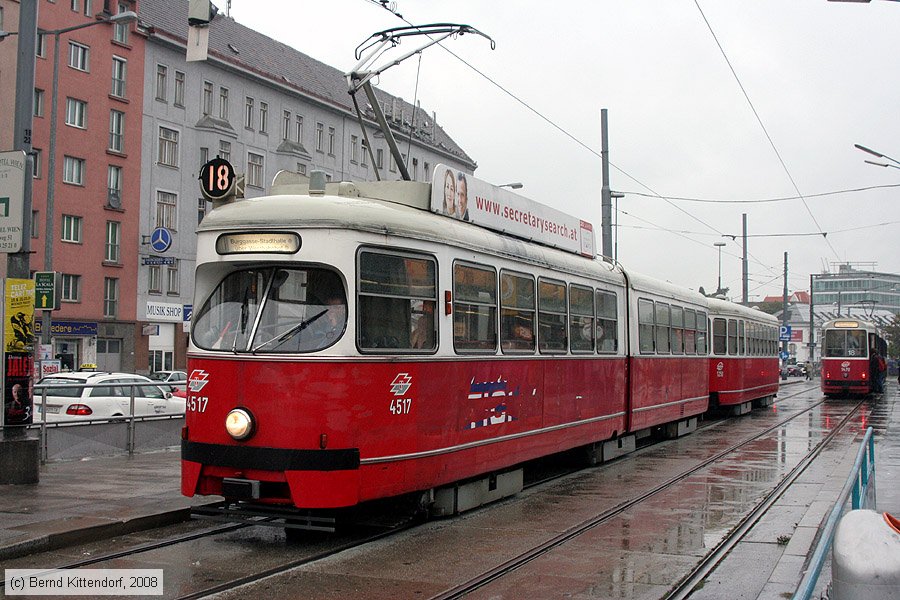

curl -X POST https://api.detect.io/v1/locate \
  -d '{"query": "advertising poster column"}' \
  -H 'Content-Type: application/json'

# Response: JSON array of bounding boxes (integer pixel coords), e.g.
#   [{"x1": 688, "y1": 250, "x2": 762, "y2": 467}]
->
[{"x1": 4, "y1": 278, "x2": 36, "y2": 428}]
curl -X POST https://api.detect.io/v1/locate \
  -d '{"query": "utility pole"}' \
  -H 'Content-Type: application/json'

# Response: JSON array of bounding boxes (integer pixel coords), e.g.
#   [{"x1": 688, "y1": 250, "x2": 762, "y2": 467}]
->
[
  {"x1": 742, "y1": 213, "x2": 749, "y2": 303},
  {"x1": 600, "y1": 109, "x2": 612, "y2": 261},
  {"x1": 782, "y1": 252, "x2": 789, "y2": 358}
]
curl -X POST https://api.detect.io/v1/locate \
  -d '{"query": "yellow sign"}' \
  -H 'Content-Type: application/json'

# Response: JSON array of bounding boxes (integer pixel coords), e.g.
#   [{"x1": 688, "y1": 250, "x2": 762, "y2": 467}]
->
[{"x1": 4, "y1": 278, "x2": 36, "y2": 353}]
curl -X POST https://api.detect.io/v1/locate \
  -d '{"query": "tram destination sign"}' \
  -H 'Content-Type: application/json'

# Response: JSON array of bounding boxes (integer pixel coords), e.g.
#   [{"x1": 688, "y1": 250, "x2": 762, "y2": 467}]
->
[{"x1": 430, "y1": 164, "x2": 595, "y2": 258}]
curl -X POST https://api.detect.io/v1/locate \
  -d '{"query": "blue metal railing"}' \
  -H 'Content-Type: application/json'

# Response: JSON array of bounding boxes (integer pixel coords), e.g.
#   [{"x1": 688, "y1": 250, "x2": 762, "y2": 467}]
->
[{"x1": 792, "y1": 426, "x2": 876, "y2": 600}]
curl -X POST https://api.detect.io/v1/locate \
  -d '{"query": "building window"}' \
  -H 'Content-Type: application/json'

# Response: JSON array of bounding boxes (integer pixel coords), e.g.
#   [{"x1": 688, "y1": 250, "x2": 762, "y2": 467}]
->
[
  {"x1": 218, "y1": 86, "x2": 229, "y2": 120},
  {"x1": 202, "y1": 81, "x2": 213, "y2": 115},
  {"x1": 259, "y1": 102, "x2": 268, "y2": 134},
  {"x1": 156, "y1": 191, "x2": 176, "y2": 229},
  {"x1": 65, "y1": 98, "x2": 87, "y2": 128},
  {"x1": 423, "y1": 161, "x2": 430, "y2": 181},
  {"x1": 361, "y1": 139, "x2": 368, "y2": 167},
  {"x1": 61, "y1": 214, "x2": 83, "y2": 243},
  {"x1": 62, "y1": 274, "x2": 81, "y2": 302},
  {"x1": 295, "y1": 115, "x2": 303, "y2": 143},
  {"x1": 199, "y1": 147, "x2": 208, "y2": 165},
  {"x1": 113, "y1": 2, "x2": 129, "y2": 44},
  {"x1": 103, "y1": 278, "x2": 119, "y2": 318},
  {"x1": 376, "y1": 148, "x2": 384, "y2": 169},
  {"x1": 167, "y1": 261, "x2": 179, "y2": 294},
  {"x1": 218, "y1": 140, "x2": 231, "y2": 162},
  {"x1": 198, "y1": 198, "x2": 209, "y2": 224},
  {"x1": 70, "y1": 0, "x2": 79, "y2": 12},
  {"x1": 244, "y1": 97, "x2": 254, "y2": 129},
  {"x1": 247, "y1": 152, "x2": 264, "y2": 188},
  {"x1": 328, "y1": 126, "x2": 335, "y2": 155},
  {"x1": 107, "y1": 165, "x2": 122, "y2": 205},
  {"x1": 297, "y1": 163, "x2": 307, "y2": 175},
  {"x1": 157, "y1": 127, "x2": 178, "y2": 167},
  {"x1": 389, "y1": 151, "x2": 397, "y2": 173},
  {"x1": 68, "y1": 41, "x2": 89, "y2": 71},
  {"x1": 148, "y1": 265, "x2": 161, "y2": 294},
  {"x1": 105, "y1": 221, "x2": 120, "y2": 263},
  {"x1": 108, "y1": 110, "x2": 124, "y2": 152},
  {"x1": 155, "y1": 64, "x2": 167, "y2": 101},
  {"x1": 315, "y1": 122, "x2": 324, "y2": 152},
  {"x1": 350, "y1": 135, "x2": 359, "y2": 164},
  {"x1": 411, "y1": 157, "x2": 418, "y2": 180},
  {"x1": 174, "y1": 71, "x2": 185, "y2": 106},
  {"x1": 111, "y1": 56, "x2": 126, "y2": 98},
  {"x1": 33, "y1": 89, "x2": 44, "y2": 117},
  {"x1": 36, "y1": 33, "x2": 46, "y2": 58},
  {"x1": 62, "y1": 156, "x2": 85, "y2": 185},
  {"x1": 32, "y1": 149, "x2": 41, "y2": 179},
  {"x1": 83, "y1": 0, "x2": 92, "y2": 16},
  {"x1": 282, "y1": 110, "x2": 291, "y2": 140}
]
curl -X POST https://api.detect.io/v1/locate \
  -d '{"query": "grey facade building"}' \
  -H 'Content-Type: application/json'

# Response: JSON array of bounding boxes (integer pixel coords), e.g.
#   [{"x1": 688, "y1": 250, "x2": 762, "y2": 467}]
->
[{"x1": 136, "y1": 0, "x2": 476, "y2": 370}]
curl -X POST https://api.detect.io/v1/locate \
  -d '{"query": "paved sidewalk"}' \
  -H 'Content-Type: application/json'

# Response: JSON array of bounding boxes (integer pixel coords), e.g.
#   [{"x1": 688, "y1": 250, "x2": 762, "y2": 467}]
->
[{"x1": 0, "y1": 447, "x2": 216, "y2": 561}]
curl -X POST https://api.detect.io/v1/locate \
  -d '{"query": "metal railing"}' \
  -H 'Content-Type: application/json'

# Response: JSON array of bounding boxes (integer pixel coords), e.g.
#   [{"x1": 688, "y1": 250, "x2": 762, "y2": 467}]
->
[
  {"x1": 28, "y1": 378, "x2": 186, "y2": 462},
  {"x1": 792, "y1": 426, "x2": 876, "y2": 600}
]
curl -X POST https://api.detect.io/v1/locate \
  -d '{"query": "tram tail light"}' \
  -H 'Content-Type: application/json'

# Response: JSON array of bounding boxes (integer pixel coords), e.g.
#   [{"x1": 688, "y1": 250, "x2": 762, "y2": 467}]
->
[
  {"x1": 181, "y1": 426, "x2": 189, "y2": 441},
  {"x1": 66, "y1": 404, "x2": 93, "y2": 416},
  {"x1": 320, "y1": 433, "x2": 328, "y2": 449}
]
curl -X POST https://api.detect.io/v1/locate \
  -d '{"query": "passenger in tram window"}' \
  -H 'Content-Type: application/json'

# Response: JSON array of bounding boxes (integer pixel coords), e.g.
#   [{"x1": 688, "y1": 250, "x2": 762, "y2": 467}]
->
[
  {"x1": 442, "y1": 168, "x2": 456, "y2": 216},
  {"x1": 456, "y1": 172, "x2": 469, "y2": 221},
  {"x1": 411, "y1": 301, "x2": 436, "y2": 349}
]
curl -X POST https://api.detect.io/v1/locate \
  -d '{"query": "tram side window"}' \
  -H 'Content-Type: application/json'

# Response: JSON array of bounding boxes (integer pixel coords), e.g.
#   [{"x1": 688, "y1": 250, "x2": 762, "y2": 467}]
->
[
  {"x1": 538, "y1": 278, "x2": 567, "y2": 354},
  {"x1": 697, "y1": 312, "x2": 708, "y2": 355},
  {"x1": 738, "y1": 320, "x2": 745, "y2": 355},
  {"x1": 638, "y1": 299, "x2": 655, "y2": 354},
  {"x1": 684, "y1": 309, "x2": 696, "y2": 355},
  {"x1": 358, "y1": 250, "x2": 437, "y2": 352},
  {"x1": 597, "y1": 290, "x2": 618, "y2": 353},
  {"x1": 656, "y1": 303, "x2": 671, "y2": 354},
  {"x1": 713, "y1": 318, "x2": 727, "y2": 355},
  {"x1": 670, "y1": 305, "x2": 684, "y2": 355},
  {"x1": 453, "y1": 262, "x2": 497, "y2": 352},
  {"x1": 727, "y1": 319, "x2": 738, "y2": 355},
  {"x1": 500, "y1": 271, "x2": 535, "y2": 353},
  {"x1": 569, "y1": 284, "x2": 594, "y2": 353}
]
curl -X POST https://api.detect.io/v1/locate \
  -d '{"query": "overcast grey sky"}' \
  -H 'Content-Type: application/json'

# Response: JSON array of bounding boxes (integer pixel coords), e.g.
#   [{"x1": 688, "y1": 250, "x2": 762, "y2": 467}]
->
[{"x1": 229, "y1": 0, "x2": 900, "y2": 301}]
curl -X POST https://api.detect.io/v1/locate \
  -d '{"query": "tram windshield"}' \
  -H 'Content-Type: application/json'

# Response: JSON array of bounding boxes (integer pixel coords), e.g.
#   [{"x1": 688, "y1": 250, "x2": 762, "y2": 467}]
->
[
  {"x1": 192, "y1": 267, "x2": 346, "y2": 353},
  {"x1": 823, "y1": 329, "x2": 867, "y2": 358}
]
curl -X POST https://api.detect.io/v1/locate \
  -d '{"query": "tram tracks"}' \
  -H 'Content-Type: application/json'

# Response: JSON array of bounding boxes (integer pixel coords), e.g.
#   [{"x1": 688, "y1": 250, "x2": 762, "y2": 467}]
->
[
  {"x1": 2, "y1": 385, "x2": 827, "y2": 600},
  {"x1": 428, "y1": 390, "x2": 859, "y2": 600}
]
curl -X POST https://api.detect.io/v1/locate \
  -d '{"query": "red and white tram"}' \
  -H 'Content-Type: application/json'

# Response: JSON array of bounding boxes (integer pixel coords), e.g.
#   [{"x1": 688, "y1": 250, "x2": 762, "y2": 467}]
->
[
  {"x1": 820, "y1": 318, "x2": 886, "y2": 397},
  {"x1": 181, "y1": 164, "x2": 779, "y2": 519},
  {"x1": 706, "y1": 298, "x2": 780, "y2": 414}
]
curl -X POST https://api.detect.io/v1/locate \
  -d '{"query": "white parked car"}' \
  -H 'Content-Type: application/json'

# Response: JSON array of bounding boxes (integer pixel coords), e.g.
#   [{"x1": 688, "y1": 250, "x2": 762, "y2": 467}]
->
[
  {"x1": 34, "y1": 372, "x2": 185, "y2": 422},
  {"x1": 148, "y1": 370, "x2": 188, "y2": 392}
]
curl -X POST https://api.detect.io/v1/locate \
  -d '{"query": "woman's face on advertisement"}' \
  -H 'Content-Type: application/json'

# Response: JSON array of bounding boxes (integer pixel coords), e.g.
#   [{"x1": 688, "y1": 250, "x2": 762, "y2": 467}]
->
[{"x1": 444, "y1": 172, "x2": 456, "y2": 212}]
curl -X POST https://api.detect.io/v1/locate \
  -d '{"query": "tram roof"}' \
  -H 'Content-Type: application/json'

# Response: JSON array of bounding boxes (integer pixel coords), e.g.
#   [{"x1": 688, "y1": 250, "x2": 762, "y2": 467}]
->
[
  {"x1": 706, "y1": 296, "x2": 779, "y2": 324},
  {"x1": 199, "y1": 181, "x2": 621, "y2": 284}
]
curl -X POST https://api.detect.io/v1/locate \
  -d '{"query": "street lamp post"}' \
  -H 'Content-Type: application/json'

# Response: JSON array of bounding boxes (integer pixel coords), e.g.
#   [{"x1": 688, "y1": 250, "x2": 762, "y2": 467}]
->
[
  {"x1": 498, "y1": 182, "x2": 523, "y2": 189},
  {"x1": 41, "y1": 11, "x2": 137, "y2": 349},
  {"x1": 854, "y1": 143, "x2": 900, "y2": 170},
  {"x1": 611, "y1": 191, "x2": 624, "y2": 263},
  {"x1": 714, "y1": 242, "x2": 726, "y2": 295}
]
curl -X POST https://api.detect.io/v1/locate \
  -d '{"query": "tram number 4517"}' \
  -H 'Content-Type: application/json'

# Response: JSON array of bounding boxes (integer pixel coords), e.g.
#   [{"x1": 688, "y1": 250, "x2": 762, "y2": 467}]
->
[
  {"x1": 390, "y1": 398, "x2": 412, "y2": 415},
  {"x1": 186, "y1": 395, "x2": 209, "y2": 413}
]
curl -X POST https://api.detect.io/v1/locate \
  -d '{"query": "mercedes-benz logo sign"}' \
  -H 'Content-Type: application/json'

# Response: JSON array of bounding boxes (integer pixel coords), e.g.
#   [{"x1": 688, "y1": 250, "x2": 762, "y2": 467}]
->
[{"x1": 150, "y1": 227, "x2": 173, "y2": 253}]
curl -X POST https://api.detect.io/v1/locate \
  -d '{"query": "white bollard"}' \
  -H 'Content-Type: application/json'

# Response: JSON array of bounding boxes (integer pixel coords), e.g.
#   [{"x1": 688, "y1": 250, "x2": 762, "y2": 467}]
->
[{"x1": 832, "y1": 510, "x2": 900, "y2": 600}]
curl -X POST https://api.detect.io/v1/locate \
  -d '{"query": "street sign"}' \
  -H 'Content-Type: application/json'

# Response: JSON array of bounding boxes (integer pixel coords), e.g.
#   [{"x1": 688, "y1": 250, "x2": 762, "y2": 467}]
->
[
  {"x1": 33, "y1": 271, "x2": 61, "y2": 311},
  {"x1": 779, "y1": 351, "x2": 789, "y2": 361},
  {"x1": 779, "y1": 325, "x2": 792, "y2": 342},
  {"x1": 0, "y1": 150, "x2": 26, "y2": 253},
  {"x1": 199, "y1": 157, "x2": 236, "y2": 201}
]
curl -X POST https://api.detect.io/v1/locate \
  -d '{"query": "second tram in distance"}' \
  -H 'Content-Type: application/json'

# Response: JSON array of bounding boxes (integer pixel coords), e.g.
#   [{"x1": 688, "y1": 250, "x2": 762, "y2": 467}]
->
[
  {"x1": 820, "y1": 318, "x2": 887, "y2": 397},
  {"x1": 182, "y1": 163, "x2": 780, "y2": 521}
]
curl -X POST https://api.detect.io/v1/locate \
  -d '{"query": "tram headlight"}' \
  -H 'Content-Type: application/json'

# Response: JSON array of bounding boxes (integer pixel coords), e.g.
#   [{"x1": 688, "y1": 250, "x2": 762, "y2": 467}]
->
[{"x1": 225, "y1": 408, "x2": 255, "y2": 440}]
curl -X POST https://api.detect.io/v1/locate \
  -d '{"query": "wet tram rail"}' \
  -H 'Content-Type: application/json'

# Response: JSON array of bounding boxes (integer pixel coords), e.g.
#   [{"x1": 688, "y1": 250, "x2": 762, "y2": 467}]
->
[{"x1": 2, "y1": 382, "x2": 880, "y2": 600}]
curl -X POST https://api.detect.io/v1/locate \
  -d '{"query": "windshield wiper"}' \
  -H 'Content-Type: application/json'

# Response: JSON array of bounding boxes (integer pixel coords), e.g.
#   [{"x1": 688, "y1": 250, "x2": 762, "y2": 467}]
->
[{"x1": 251, "y1": 309, "x2": 327, "y2": 353}]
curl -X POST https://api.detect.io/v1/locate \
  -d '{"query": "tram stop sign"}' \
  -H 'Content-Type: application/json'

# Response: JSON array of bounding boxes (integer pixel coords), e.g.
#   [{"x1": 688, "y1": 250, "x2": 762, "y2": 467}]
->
[{"x1": 34, "y1": 271, "x2": 61, "y2": 311}]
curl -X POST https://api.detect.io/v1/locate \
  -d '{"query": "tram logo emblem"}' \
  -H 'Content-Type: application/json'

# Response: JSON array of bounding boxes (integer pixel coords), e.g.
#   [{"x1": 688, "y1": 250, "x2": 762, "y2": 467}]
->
[
  {"x1": 390, "y1": 373, "x2": 412, "y2": 396},
  {"x1": 716, "y1": 362, "x2": 724, "y2": 378},
  {"x1": 188, "y1": 369, "x2": 210, "y2": 393}
]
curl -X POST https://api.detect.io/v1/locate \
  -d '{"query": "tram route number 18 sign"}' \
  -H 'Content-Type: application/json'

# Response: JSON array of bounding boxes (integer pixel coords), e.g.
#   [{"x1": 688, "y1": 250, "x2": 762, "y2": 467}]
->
[{"x1": 199, "y1": 157, "x2": 237, "y2": 201}]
